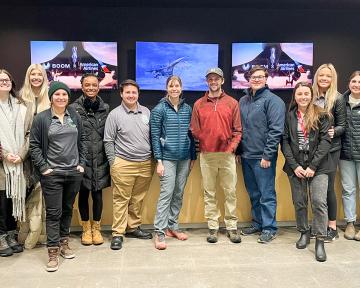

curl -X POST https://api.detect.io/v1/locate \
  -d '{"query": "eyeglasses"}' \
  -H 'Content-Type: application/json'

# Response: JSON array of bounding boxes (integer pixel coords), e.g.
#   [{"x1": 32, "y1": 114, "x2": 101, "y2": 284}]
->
[
  {"x1": 250, "y1": 75, "x2": 266, "y2": 81},
  {"x1": 0, "y1": 79, "x2": 11, "y2": 84}
]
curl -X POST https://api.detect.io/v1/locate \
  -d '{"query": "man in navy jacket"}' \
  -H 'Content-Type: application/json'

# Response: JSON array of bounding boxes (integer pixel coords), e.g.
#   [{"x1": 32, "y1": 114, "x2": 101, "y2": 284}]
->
[{"x1": 236, "y1": 66, "x2": 285, "y2": 243}]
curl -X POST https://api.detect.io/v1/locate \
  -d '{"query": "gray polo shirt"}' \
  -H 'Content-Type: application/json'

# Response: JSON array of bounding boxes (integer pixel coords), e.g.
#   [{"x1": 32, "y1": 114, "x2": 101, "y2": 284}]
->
[
  {"x1": 104, "y1": 102, "x2": 151, "y2": 163},
  {"x1": 47, "y1": 109, "x2": 79, "y2": 170}
]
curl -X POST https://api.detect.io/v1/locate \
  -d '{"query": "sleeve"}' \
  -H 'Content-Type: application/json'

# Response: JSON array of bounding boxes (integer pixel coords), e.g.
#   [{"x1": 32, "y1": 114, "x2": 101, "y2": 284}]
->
[
  {"x1": 18, "y1": 103, "x2": 33, "y2": 161},
  {"x1": 29, "y1": 115, "x2": 50, "y2": 173},
  {"x1": 103, "y1": 111, "x2": 117, "y2": 165},
  {"x1": 190, "y1": 102, "x2": 201, "y2": 141},
  {"x1": 333, "y1": 94, "x2": 346, "y2": 138},
  {"x1": 281, "y1": 114, "x2": 300, "y2": 171},
  {"x1": 77, "y1": 114, "x2": 87, "y2": 167},
  {"x1": 150, "y1": 105, "x2": 164, "y2": 161},
  {"x1": 227, "y1": 101, "x2": 242, "y2": 153},
  {"x1": 262, "y1": 97, "x2": 286, "y2": 160}
]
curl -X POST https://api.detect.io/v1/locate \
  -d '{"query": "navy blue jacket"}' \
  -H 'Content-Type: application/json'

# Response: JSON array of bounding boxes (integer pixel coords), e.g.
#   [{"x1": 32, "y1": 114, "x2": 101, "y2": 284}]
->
[
  {"x1": 236, "y1": 86, "x2": 285, "y2": 160},
  {"x1": 150, "y1": 97, "x2": 196, "y2": 161}
]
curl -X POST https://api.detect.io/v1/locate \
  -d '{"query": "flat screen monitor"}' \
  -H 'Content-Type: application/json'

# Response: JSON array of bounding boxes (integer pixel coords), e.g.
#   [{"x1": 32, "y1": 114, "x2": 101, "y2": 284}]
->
[
  {"x1": 136, "y1": 41, "x2": 219, "y2": 91},
  {"x1": 232, "y1": 43, "x2": 313, "y2": 90},
  {"x1": 30, "y1": 41, "x2": 118, "y2": 89}
]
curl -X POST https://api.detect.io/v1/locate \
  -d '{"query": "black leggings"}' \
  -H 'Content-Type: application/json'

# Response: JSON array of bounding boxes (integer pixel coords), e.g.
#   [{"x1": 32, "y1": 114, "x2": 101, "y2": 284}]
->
[
  {"x1": 0, "y1": 190, "x2": 17, "y2": 235},
  {"x1": 327, "y1": 170, "x2": 337, "y2": 222},
  {"x1": 78, "y1": 184, "x2": 103, "y2": 221}
]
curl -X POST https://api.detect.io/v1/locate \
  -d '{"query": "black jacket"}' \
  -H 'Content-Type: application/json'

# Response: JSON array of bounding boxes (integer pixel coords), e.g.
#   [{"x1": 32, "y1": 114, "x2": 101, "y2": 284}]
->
[
  {"x1": 328, "y1": 93, "x2": 346, "y2": 152},
  {"x1": 29, "y1": 106, "x2": 87, "y2": 181},
  {"x1": 281, "y1": 107, "x2": 332, "y2": 176},
  {"x1": 70, "y1": 95, "x2": 110, "y2": 191},
  {"x1": 340, "y1": 90, "x2": 360, "y2": 161}
]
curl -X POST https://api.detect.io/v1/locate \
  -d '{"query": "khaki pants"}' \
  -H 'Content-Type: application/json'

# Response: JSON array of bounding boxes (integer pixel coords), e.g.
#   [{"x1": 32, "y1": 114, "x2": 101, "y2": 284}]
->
[
  {"x1": 111, "y1": 157, "x2": 153, "y2": 236},
  {"x1": 200, "y1": 152, "x2": 238, "y2": 230}
]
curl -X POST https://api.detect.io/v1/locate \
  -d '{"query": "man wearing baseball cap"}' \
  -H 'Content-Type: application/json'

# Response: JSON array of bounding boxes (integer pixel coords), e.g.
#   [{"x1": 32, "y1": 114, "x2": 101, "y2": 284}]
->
[{"x1": 190, "y1": 68, "x2": 242, "y2": 244}]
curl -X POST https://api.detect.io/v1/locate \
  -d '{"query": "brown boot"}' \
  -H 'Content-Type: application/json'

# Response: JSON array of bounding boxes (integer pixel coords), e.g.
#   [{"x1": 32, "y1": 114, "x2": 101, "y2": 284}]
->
[
  {"x1": 60, "y1": 237, "x2": 75, "y2": 259},
  {"x1": 344, "y1": 222, "x2": 356, "y2": 240},
  {"x1": 46, "y1": 247, "x2": 59, "y2": 272},
  {"x1": 92, "y1": 221, "x2": 104, "y2": 245},
  {"x1": 81, "y1": 221, "x2": 93, "y2": 245}
]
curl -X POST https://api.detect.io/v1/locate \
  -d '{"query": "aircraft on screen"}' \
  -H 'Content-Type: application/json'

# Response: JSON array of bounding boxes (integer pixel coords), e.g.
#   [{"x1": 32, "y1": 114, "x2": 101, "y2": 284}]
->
[{"x1": 147, "y1": 57, "x2": 186, "y2": 79}]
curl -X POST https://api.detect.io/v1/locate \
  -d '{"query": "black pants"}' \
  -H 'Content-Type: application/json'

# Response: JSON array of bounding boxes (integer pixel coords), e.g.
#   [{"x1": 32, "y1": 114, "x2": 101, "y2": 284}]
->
[
  {"x1": 78, "y1": 184, "x2": 103, "y2": 221},
  {"x1": 41, "y1": 170, "x2": 83, "y2": 247},
  {"x1": 327, "y1": 150, "x2": 341, "y2": 222},
  {"x1": 0, "y1": 191, "x2": 16, "y2": 235}
]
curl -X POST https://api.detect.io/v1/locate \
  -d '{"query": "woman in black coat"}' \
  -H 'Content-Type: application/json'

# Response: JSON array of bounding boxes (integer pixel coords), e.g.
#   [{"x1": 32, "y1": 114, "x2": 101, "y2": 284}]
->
[
  {"x1": 282, "y1": 82, "x2": 332, "y2": 262},
  {"x1": 70, "y1": 74, "x2": 110, "y2": 246}
]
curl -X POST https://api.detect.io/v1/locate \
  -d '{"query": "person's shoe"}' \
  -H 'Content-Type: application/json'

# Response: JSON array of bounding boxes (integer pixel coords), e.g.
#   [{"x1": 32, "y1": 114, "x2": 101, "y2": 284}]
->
[
  {"x1": 227, "y1": 229, "x2": 242, "y2": 243},
  {"x1": 354, "y1": 230, "x2": 360, "y2": 241},
  {"x1": 257, "y1": 231, "x2": 276, "y2": 244},
  {"x1": 296, "y1": 231, "x2": 310, "y2": 249},
  {"x1": 92, "y1": 221, "x2": 104, "y2": 245},
  {"x1": 344, "y1": 222, "x2": 356, "y2": 240},
  {"x1": 315, "y1": 238, "x2": 327, "y2": 262},
  {"x1": 154, "y1": 233, "x2": 167, "y2": 250},
  {"x1": 324, "y1": 227, "x2": 339, "y2": 243},
  {"x1": 6, "y1": 230, "x2": 23, "y2": 253},
  {"x1": 110, "y1": 236, "x2": 123, "y2": 250},
  {"x1": 125, "y1": 227, "x2": 153, "y2": 239},
  {"x1": 59, "y1": 237, "x2": 75, "y2": 259},
  {"x1": 0, "y1": 234, "x2": 13, "y2": 257},
  {"x1": 241, "y1": 225, "x2": 261, "y2": 236},
  {"x1": 165, "y1": 229, "x2": 188, "y2": 241},
  {"x1": 46, "y1": 247, "x2": 59, "y2": 272},
  {"x1": 206, "y1": 229, "x2": 218, "y2": 243},
  {"x1": 81, "y1": 221, "x2": 93, "y2": 246},
  {"x1": 309, "y1": 226, "x2": 316, "y2": 239}
]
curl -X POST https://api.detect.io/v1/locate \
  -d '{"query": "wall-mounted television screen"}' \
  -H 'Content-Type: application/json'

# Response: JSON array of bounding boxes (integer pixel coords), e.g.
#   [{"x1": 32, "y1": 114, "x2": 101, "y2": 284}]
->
[
  {"x1": 232, "y1": 43, "x2": 313, "y2": 90},
  {"x1": 136, "y1": 41, "x2": 219, "y2": 91},
  {"x1": 30, "y1": 41, "x2": 118, "y2": 89}
]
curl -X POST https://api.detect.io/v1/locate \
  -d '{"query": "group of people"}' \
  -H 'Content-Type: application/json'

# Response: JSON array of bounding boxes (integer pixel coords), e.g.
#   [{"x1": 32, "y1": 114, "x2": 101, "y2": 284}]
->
[{"x1": 0, "y1": 62, "x2": 359, "y2": 272}]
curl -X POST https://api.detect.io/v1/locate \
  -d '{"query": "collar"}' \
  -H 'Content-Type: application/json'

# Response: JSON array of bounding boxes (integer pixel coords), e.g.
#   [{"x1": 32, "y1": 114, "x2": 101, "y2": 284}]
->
[
  {"x1": 121, "y1": 101, "x2": 142, "y2": 114},
  {"x1": 51, "y1": 108, "x2": 69, "y2": 118},
  {"x1": 205, "y1": 91, "x2": 225, "y2": 102}
]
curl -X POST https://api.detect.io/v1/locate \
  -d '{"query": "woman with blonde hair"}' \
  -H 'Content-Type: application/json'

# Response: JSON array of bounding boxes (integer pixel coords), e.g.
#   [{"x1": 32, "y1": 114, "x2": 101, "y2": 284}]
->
[
  {"x1": 282, "y1": 82, "x2": 331, "y2": 261},
  {"x1": 18, "y1": 64, "x2": 50, "y2": 249},
  {"x1": 312, "y1": 63, "x2": 346, "y2": 242}
]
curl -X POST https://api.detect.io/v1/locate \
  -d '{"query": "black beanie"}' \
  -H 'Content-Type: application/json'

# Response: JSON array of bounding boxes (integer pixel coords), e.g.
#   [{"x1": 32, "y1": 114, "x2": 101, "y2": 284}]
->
[{"x1": 48, "y1": 81, "x2": 71, "y2": 99}]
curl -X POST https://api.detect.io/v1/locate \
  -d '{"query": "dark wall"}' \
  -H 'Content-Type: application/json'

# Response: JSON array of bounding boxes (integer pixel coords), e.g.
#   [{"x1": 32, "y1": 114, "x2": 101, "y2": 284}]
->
[{"x1": 0, "y1": 6, "x2": 359, "y2": 109}]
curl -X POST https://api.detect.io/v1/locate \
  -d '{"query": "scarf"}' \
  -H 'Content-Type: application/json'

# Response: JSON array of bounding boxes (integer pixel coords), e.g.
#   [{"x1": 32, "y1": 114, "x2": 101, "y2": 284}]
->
[{"x1": 0, "y1": 96, "x2": 26, "y2": 221}]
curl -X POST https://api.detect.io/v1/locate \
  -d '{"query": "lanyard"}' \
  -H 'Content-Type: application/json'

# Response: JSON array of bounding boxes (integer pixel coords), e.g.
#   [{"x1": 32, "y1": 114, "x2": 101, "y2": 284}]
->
[{"x1": 297, "y1": 110, "x2": 307, "y2": 140}]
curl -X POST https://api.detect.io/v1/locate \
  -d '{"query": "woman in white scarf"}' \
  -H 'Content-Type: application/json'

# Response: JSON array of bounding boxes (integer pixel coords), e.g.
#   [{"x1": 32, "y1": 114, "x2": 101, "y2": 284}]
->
[{"x1": 0, "y1": 69, "x2": 32, "y2": 257}]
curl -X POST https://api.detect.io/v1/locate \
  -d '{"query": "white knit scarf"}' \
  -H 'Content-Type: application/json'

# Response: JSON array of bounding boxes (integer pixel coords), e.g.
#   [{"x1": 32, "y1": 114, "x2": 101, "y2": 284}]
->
[{"x1": 0, "y1": 96, "x2": 26, "y2": 221}]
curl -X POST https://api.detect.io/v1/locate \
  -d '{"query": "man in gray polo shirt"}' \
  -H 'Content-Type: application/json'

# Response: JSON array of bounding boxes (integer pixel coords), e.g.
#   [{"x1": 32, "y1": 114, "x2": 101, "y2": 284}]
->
[{"x1": 104, "y1": 79, "x2": 153, "y2": 250}]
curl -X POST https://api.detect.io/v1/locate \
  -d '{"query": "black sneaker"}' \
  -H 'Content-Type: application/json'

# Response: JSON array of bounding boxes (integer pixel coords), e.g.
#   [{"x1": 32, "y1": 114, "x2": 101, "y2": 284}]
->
[
  {"x1": 257, "y1": 231, "x2": 276, "y2": 244},
  {"x1": 241, "y1": 225, "x2": 261, "y2": 236},
  {"x1": 206, "y1": 229, "x2": 218, "y2": 243},
  {"x1": 110, "y1": 236, "x2": 123, "y2": 250},
  {"x1": 324, "y1": 227, "x2": 339, "y2": 243},
  {"x1": 6, "y1": 231, "x2": 23, "y2": 253},
  {"x1": 125, "y1": 227, "x2": 153, "y2": 239}
]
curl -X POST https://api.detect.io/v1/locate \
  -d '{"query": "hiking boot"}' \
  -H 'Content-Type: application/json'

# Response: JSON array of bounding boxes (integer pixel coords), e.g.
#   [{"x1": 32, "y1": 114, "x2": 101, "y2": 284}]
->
[
  {"x1": 6, "y1": 230, "x2": 23, "y2": 253},
  {"x1": 92, "y1": 221, "x2": 104, "y2": 245},
  {"x1": 0, "y1": 234, "x2": 13, "y2": 257},
  {"x1": 46, "y1": 247, "x2": 59, "y2": 272},
  {"x1": 241, "y1": 225, "x2": 261, "y2": 236},
  {"x1": 257, "y1": 231, "x2": 276, "y2": 244},
  {"x1": 324, "y1": 227, "x2": 339, "y2": 243},
  {"x1": 59, "y1": 237, "x2": 75, "y2": 259},
  {"x1": 165, "y1": 229, "x2": 188, "y2": 241},
  {"x1": 81, "y1": 221, "x2": 92, "y2": 246},
  {"x1": 344, "y1": 222, "x2": 356, "y2": 240},
  {"x1": 206, "y1": 229, "x2": 218, "y2": 243},
  {"x1": 227, "y1": 229, "x2": 241, "y2": 243},
  {"x1": 154, "y1": 233, "x2": 167, "y2": 250}
]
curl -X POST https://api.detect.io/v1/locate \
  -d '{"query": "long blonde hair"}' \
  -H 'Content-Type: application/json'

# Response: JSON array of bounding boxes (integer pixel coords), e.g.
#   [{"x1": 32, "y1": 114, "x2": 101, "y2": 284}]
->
[
  {"x1": 312, "y1": 63, "x2": 338, "y2": 113},
  {"x1": 19, "y1": 64, "x2": 50, "y2": 113}
]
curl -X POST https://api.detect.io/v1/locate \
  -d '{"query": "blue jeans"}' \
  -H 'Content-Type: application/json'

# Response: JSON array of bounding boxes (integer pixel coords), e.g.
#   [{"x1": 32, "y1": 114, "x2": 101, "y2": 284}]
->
[
  {"x1": 154, "y1": 160, "x2": 190, "y2": 235},
  {"x1": 339, "y1": 160, "x2": 360, "y2": 222},
  {"x1": 241, "y1": 157, "x2": 277, "y2": 233}
]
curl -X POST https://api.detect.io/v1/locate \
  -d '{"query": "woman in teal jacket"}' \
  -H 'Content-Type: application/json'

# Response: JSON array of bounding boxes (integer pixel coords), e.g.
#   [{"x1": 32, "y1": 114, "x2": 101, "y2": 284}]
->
[{"x1": 150, "y1": 75, "x2": 196, "y2": 250}]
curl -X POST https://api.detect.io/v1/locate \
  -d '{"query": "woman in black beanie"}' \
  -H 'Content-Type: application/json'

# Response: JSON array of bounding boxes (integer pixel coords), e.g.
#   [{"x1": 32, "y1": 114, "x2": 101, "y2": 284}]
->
[{"x1": 30, "y1": 81, "x2": 86, "y2": 272}]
